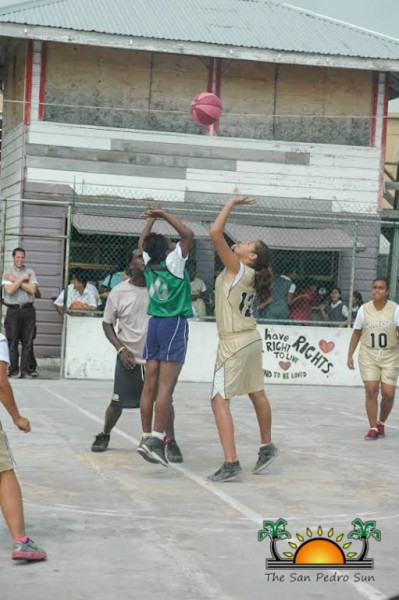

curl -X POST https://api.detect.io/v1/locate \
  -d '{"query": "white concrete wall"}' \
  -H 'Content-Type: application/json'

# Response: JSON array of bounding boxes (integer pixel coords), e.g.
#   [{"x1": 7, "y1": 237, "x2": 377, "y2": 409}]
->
[{"x1": 64, "y1": 316, "x2": 363, "y2": 386}]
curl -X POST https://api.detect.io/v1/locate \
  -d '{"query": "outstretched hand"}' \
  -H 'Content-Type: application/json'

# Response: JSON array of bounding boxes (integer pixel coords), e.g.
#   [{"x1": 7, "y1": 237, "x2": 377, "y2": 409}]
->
[
  {"x1": 229, "y1": 196, "x2": 257, "y2": 207},
  {"x1": 140, "y1": 204, "x2": 164, "y2": 219}
]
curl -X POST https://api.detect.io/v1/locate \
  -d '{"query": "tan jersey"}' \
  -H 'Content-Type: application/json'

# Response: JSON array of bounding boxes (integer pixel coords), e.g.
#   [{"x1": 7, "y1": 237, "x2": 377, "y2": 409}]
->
[
  {"x1": 360, "y1": 300, "x2": 399, "y2": 349},
  {"x1": 215, "y1": 264, "x2": 257, "y2": 337}
]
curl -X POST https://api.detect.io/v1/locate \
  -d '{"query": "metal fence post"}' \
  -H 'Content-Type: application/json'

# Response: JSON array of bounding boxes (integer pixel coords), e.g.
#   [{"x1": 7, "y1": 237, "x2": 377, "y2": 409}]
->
[
  {"x1": 389, "y1": 222, "x2": 399, "y2": 301},
  {"x1": 0, "y1": 198, "x2": 8, "y2": 326},
  {"x1": 60, "y1": 203, "x2": 73, "y2": 378},
  {"x1": 347, "y1": 221, "x2": 359, "y2": 327}
]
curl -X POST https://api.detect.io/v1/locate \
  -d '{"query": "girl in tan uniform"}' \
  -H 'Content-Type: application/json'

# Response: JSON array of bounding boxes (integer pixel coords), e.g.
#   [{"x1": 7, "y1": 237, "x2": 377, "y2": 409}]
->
[
  {"x1": 347, "y1": 278, "x2": 399, "y2": 440},
  {"x1": 208, "y1": 197, "x2": 278, "y2": 482}
]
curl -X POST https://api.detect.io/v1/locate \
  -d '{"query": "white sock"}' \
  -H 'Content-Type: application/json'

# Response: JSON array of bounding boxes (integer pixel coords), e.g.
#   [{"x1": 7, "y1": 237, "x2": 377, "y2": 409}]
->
[
  {"x1": 152, "y1": 431, "x2": 164, "y2": 441},
  {"x1": 142, "y1": 432, "x2": 151, "y2": 439},
  {"x1": 378, "y1": 420, "x2": 384, "y2": 425},
  {"x1": 261, "y1": 442, "x2": 271, "y2": 448}
]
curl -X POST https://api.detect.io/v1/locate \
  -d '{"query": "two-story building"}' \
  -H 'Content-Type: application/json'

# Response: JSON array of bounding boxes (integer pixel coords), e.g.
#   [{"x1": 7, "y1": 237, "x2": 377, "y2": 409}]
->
[{"x1": 1, "y1": 0, "x2": 399, "y2": 357}]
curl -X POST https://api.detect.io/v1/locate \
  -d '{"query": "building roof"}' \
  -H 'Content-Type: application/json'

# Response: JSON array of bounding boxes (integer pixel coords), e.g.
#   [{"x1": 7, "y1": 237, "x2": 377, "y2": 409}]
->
[{"x1": 1, "y1": 0, "x2": 399, "y2": 69}]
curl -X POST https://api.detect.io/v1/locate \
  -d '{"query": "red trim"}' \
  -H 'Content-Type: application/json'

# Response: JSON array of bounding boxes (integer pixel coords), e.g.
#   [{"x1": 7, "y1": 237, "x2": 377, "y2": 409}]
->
[
  {"x1": 370, "y1": 73, "x2": 379, "y2": 147},
  {"x1": 378, "y1": 76, "x2": 389, "y2": 210},
  {"x1": 213, "y1": 58, "x2": 222, "y2": 135},
  {"x1": 24, "y1": 40, "x2": 33, "y2": 125},
  {"x1": 207, "y1": 57, "x2": 214, "y2": 93},
  {"x1": 38, "y1": 42, "x2": 47, "y2": 121}
]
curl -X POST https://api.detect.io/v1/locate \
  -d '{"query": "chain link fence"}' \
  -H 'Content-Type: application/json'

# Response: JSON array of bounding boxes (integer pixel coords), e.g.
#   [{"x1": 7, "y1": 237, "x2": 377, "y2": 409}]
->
[
  {"x1": 60, "y1": 188, "x2": 399, "y2": 327},
  {"x1": 1, "y1": 194, "x2": 398, "y2": 331}
]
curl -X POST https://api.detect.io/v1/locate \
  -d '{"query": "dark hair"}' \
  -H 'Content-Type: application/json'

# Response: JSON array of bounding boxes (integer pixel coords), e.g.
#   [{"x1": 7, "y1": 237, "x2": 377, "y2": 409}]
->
[
  {"x1": 252, "y1": 240, "x2": 272, "y2": 306},
  {"x1": 372, "y1": 277, "x2": 389, "y2": 289},
  {"x1": 353, "y1": 291, "x2": 363, "y2": 307},
  {"x1": 12, "y1": 247, "x2": 25, "y2": 257},
  {"x1": 331, "y1": 287, "x2": 342, "y2": 298},
  {"x1": 143, "y1": 233, "x2": 169, "y2": 263},
  {"x1": 71, "y1": 270, "x2": 87, "y2": 286}
]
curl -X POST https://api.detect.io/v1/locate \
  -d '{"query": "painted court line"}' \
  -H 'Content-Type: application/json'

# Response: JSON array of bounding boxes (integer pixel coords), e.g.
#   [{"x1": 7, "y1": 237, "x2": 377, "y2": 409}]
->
[{"x1": 41, "y1": 385, "x2": 388, "y2": 600}]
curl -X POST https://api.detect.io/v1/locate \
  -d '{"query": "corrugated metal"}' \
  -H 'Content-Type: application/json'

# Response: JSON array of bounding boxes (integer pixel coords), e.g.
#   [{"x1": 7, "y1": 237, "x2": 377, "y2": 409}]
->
[{"x1": 1, "y1": 0, "x2": 399, "y2": 60}]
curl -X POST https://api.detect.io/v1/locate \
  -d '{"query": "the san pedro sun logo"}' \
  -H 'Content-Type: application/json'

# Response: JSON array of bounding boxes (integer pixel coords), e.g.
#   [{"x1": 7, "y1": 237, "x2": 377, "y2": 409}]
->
[{"x1": 258, "y1": 518, "x2": 381, "y2": 570}]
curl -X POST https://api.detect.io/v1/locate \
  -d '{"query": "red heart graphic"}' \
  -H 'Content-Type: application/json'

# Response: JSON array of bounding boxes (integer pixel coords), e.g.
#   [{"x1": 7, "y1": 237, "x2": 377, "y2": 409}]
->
[
  {"x1": 279, "y1": 361, "x2": 291, "y2": 371},
  {"x1": 319, "y1": 340, "x2": 335, "y2": 353}
]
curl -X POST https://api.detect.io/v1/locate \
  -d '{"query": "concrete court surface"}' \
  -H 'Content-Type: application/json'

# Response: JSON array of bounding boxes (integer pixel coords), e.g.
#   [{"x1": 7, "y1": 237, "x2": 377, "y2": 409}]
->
[{"x1": 0, "y1": 379, "x2": 399, "y2": 600}]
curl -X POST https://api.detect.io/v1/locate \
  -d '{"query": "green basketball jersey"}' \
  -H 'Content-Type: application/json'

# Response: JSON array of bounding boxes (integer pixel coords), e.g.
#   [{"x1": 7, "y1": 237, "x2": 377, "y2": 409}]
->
[{"x1": 144, "y1": 262, "x2": 193, "y2": 318}]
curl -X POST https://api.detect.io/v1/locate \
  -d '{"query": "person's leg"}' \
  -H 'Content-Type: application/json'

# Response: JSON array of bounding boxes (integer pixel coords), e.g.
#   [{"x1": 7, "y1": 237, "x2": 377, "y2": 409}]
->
[
  {"x1": 211, "y1": 393, "x2": 237, "y2": 462},
  {"x1": 29, "y1": 323, "x2": 38, "y2": 374},
  {"x1": 4, "y1": 309, "x2": 21, "y2": 376},
  {"x1": 379, "y1": 382, "x2": 396, "y2": 424},
  {"x1": 103, "y1": 405, "x2": 123, "y2": 434},
  {"x1": 0, "y1": 470, "x2": 25, "y2": 538},
  {"x1": 153, "y1": 362, "x2": 182, "y2": 434},
  {"x1": 364, "y1": 381, "x2": 379, "y2": 427},
  {"x1": 248, "y1": 390, "x2": 272, "y2": 445},
  {"x1": 20, "y1": 306, "x2": 35, "y2": 377},
  {"x1": 249, "y1": 389, "x2": 279, "y2": 473},
  {"x1": 140, "y1": 360, "x2": 160, "y2": 434},
  {"x1": 165, "y1": 402, "x2": 175, "y2": 440}
]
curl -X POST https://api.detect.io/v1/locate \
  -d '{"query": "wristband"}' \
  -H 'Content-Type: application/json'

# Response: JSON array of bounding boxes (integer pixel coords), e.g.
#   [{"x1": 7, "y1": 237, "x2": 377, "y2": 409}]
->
[{"x1": 117, "y1": 346, "x2": 126, "y2": 355}]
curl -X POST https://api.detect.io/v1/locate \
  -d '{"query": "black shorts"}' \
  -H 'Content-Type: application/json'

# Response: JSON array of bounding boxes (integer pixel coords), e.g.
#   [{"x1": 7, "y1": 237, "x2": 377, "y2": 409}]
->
[{"x1": 110, "y1": 355, "x2": 145, "y2": 409}]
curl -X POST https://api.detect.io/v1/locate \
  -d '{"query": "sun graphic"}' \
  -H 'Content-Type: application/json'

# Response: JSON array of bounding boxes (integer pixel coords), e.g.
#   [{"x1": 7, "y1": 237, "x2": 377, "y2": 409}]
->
[{"x1": 283, "y1": 527, "x2": 357, "y2": 565}]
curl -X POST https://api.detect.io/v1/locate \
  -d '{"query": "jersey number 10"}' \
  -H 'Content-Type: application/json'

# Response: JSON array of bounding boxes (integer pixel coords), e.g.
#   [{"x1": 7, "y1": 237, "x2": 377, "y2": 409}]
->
[{"x1": 370, "y1": 333, "x2": 388, "y2": 348}]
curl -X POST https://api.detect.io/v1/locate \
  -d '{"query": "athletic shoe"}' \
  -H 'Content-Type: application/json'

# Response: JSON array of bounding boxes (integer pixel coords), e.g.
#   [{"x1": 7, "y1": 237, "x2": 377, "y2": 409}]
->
[
  {"x1": 207, "y1": 461, "x2": 243, "y2": 482},
  {"x1": 91, "y1": 432, "x2": 110, "y2": 452},
  {"x1": 9, "y1": 371, "x2": 19, "y2": 379},
  {"x1": 29, "y1": 370, "x2": 39, "y2": 378},
  {"x1": 11, "y1": 538, "x2": 46, "y2": 561},
  {"x1": 137, "y1": 437, "x2": 158, "y2": 464},
  {"x1": 377, "y1": 422, "x2": 385, "y2": 438},
  {"x1": 142, "y1": 436, "x2": 169, "y2": 467},
  {"x1": 252, "y1": 443, "x2": 279, "y2": 474},
  {"x1": 364, "y1": 429, "x2": 379, "y2": 441},
  {"x1": 166, "y1": 439, "x2": 183, "y2": 463}
]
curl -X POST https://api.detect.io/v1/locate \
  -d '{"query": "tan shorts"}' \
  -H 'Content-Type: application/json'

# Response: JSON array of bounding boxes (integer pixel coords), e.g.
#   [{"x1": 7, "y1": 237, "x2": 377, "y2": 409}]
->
[
  {"x1": 359, "y1": 346, "x2": 399, "y2": 386},
  {"x1": 0, "y1": 422, "x2": 14, "y2": 473},
  {"x1": 212, "y1": 330, "x2": 264, "y2": 399}
]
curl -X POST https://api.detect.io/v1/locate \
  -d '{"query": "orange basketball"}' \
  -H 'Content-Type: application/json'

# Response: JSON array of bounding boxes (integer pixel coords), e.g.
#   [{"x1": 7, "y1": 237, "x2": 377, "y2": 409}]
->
[
  {"x1": 190, "y1": 92, "x2": 223, "y2": 126},
  {"x1": 70, "y1": 301, "x2": 85, "y2": 309}
]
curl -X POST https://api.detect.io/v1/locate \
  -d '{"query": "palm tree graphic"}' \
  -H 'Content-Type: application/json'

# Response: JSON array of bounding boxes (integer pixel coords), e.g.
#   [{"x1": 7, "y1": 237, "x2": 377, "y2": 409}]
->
[
  {"x1": 258, "y1": 518, "x2": 292, "y2": 561},
  {"x1": 347, "y1": 518, "x2": 381, "y2": 561}
]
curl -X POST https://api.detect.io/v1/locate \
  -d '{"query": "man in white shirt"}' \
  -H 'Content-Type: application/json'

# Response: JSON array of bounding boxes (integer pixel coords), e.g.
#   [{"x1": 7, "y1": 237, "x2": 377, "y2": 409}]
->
[
  {"x1": 91, "y1": 250, "x2": 182, "y2": 463},
  {"x1": 53, "y1": 271, "x2": 99, "y2": 316},
  {"x1": 2, "y1": 248, "x2": 38, "y2": 378}
]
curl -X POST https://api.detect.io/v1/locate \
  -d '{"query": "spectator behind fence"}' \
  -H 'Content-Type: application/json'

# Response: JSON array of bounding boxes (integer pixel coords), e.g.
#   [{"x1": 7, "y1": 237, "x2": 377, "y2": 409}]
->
[
  {"x1": 320, "y1": 287, "x2": 349, "y2": 325},
  {"x1": 53, "y1": 271, "x2": 99, "y2": 316},
  {"x1": 188, "y1": 265, "x2": 207, "y2": 319},
  {"x1": 253, "y1": 270, "x2": 297, "y2": 321},
  {"x1": 98, "y1": 268, "x2": 128, "y2": 303},
  {"x1": 289, "y1": 279, "x2": 319, "y2": 322}
]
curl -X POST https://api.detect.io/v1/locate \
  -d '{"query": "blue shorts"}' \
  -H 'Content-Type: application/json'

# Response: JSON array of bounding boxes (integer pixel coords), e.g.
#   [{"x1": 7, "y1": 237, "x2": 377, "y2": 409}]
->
[{"x1": 144, "y1": 316, "x2": 189, "y2": 364}]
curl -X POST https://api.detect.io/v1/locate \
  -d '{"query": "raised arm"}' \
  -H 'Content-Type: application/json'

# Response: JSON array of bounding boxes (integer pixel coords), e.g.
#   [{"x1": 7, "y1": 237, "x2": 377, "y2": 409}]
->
[
  {"x1": 209, "y1": 197, "x2": 256, "y2": 275},
  {"x1": 138, "y1": 217, "x2": 156, "y2": 251},
  {"x1": 141, "y1": 206, "x2": 194, "y2": 258}
]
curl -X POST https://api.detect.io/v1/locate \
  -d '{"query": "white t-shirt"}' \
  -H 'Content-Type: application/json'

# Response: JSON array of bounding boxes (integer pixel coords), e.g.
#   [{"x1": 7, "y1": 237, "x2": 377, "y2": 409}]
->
[
  {"x1": 0, "y1": 333, "x2": 10, "y2": 364},
  {"x1": 54, "y1": 283, "x2": 99, "y2": 308},
  {"x1": 103, "y1": 280, "x2": 149, "y2": 363},
  {"x1": 354, "y1": 304, "x2": 399, "y2": 329},
  {"x1": 143, "y1": 242, "x2": 187, "y2": 279}
]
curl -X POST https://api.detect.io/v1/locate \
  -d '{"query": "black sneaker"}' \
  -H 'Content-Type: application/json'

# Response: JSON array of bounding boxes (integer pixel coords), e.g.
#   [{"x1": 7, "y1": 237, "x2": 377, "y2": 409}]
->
[
  {"x1": 143, "y1": 436, "x2": 169, "y2": 467},
  {"x1": 252, "y1": 443, "x2": 279, "y2": 474},
  {"x1": 91, "y1": 433, "x2": 110, "y2": 452},
  {"x1": 137, "y1": 437, "x2": 158, "y2": 464},
  {"x1": 166, "y1": 439, "x2": 183, "y2": 463},
  {"x1": 207, "y1": 461, "x2": 243, "y2": 482},
  {"x1": 29, "y1": 370, "x2": 39, "y2": 378}
]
